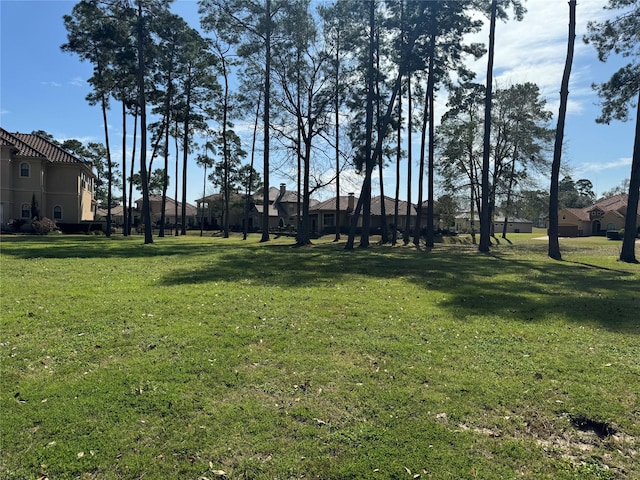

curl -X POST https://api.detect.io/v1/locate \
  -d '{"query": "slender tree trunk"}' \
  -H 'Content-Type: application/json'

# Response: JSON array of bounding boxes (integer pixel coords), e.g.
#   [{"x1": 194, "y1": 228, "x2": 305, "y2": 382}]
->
[
  {"x1": 181, "y1": 77, "x2": 191, "y2": 237},
  {"x1": 100, "y1": 93, "x2": 112, "y2": 238},
  {"x1": 619, "y1": 90, "x2": 640, "y2": 263},
  {"x1": 200, "y1": 160, "x2": 207, "y2": 237},
  {"x1": 414, "y1": 39, "x2": 434, "y2": 247},
  {"x1": 502, "y1": 142, "x2": 518, "y2": 239},
  {"x1": 121, "y1": 100, "x2": 128, "y2": 236},
  {"x1": 549, "y1": 0, "x2": 576, "y2": 260},
  {"x1": 160, "y1": 119, "x2": 170, "y2": 238},
  {"x1": 403, "y1": 71, "x2": 412, "y2": 245},
  {"x1": 261, "y1": 0, "x2": 271, "y2": 243},
  {"x1": 127, "y1": 106, "x2": 137, "y2": 236},
  {"x1": 375, "y1": 30, "x2": 388, "y2": 245},
  {"x1": 333, "y1": 22, "x2": 342, "y2": 242},
  {"x1": 425, "y1": 36, "x2": 436, "y2": 248},
  {"x1": 393, "y1": 81, "x2": 402, "y2": 246},
  {"x1": 470, "y1": 185, "x2": 476, "y2": 243},
  {"x1": 479, "y1": 0, "x2": 497, "y2": 253},
  {"x1": 244, "y1": 90, "x2": 261, "y2": 240},
  {"x1": 296, "y1": 49, "x2": 303, "y2": 241},
  {"x1": 174, "y1": 121, "x2": 179, "y2": 236},
  {"x1": 222, "y1": 55, "x2": 230, "y2": 239},
  {"x1": 359, "y1": 0, "x2": 376, "y2": 249},
  {"x1": 136, "y1": 0, "x2": 152, "y2": 244}
]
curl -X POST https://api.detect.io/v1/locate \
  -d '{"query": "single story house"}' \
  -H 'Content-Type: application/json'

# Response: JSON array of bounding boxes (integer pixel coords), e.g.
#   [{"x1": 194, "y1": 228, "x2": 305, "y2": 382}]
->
[{"x1": 557, "y1": 194, "x2": 639, "y2": 237}]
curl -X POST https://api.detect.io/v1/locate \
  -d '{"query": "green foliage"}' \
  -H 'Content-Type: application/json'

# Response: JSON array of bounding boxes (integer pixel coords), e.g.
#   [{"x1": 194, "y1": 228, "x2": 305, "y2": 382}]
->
[
  {"x1": 1, "y1": 235, "x2": 638, "y2": 479},
  {"x1": 584, "y1": 0, "x2": 639, "y2": 123}
]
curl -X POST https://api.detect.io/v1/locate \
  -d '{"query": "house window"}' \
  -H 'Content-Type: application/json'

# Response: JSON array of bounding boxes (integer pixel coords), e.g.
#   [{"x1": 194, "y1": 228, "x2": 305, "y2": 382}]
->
[
  {"x1": 53, "y1": 206, "x2": 62, "y2": 220},
  {"x1": 21, "y1": 203, "x2": 30, "y2": 218},
  {"x1": 20, "y1": 162, "x2": 30, "y2": 177},
  {"x1": 323, "y1": 213, "x2": 335, "y2": 227},
  {"x1": 606, "y1": 223, "x2": 616, "y2": 231}
]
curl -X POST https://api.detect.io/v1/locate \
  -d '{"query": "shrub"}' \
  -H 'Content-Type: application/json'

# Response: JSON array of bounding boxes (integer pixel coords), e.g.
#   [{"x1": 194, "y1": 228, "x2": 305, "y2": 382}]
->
[{"x1": 31, "y1": 217, "x2": 59, "y2": 235}]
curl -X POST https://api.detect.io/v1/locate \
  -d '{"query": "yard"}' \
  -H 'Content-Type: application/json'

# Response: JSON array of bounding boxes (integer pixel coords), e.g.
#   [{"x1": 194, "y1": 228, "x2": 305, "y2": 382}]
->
[{"x1": 1, "y1": 232, "x2": 638, "y2": 479}]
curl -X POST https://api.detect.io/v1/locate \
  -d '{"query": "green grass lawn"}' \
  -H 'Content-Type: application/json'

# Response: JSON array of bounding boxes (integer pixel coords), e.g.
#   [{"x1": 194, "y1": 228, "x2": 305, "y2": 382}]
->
[{"x1": 1, "y1": 232, "x2": 638, "y2": 479}]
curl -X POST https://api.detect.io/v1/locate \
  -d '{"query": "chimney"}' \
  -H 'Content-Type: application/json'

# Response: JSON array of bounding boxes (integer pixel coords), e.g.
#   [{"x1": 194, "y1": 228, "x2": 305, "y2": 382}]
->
[
  {"x1": 348, "y1": 192, "x2": 355, "y2": 211},
  {"x1": 279, "y1": 183, "x2": 286, "y2": 198}
]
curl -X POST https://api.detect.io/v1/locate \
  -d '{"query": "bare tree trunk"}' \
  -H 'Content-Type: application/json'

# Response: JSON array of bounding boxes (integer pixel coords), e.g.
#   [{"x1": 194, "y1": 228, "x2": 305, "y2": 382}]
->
[
  {"x1": 359, "y1": 0, "x2": 376, "y2": 249},
  {"x1": 502, "y1": 141, "x2": 519, "y2": 239},
  {"x1": 174, "y1": 121, "x2": 179, "y2": 236},
  {"x1": 549, "y1": 0, "x2": 576, "y2": 260},
  {"x1": 221, "y1": 55, "x2": 231, "y2": 239},
  {"x1": 479, "y1": 0, "x2": 497, "y2": 253},
  {"x1": 403, "y1": 71, "x2": 413, "y2": 245},
  {"x1": 100, "y1": 93, "x2": 112, "y2": 237},
  {"x1": 244, "y1": 90, "x2": 261, "y2": 241},
  {"x1": 620, "y1": 90, "x2": 639, "y2": 263},
  {"x1": 127, "y1": 106, "x2": 137, "y2": 236},
  {"x1": 393, "y1": 82, "x2": 402, "y2": 246},
  {"x1": 334, "y1": 23, "x2": 342, "y2": 242},
  {"x1": 425, "y1": 34, "x2": 436, "y2": 248},
  {"x1": 121, "y1": 100, "x2": 128, "y2": 236},
  {"x1": 261, "y1": 0, "x2": 272, "y2": 243},
  {"x1": 137, "y1": 0, "x2": 152, "y2": 244}
]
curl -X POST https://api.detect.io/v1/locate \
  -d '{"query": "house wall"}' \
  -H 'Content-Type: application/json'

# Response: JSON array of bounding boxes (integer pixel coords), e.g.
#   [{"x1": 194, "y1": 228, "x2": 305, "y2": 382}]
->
[
  {"x1": 3, "y1": 156, "x2": 46, "y2": 221},
  {"x1": 492, "y1": 221, "x2": 533, "y2": 234},
  {"x1": 600, "y1": 211, "x2": 625, "y2": 232},
  {"x1": 45, "y1": 163, "x2": 94, "y2": 223}
]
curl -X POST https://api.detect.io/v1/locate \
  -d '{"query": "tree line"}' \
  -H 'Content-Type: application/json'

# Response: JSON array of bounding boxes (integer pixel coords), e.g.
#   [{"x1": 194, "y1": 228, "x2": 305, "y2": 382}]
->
[{"x1": 60, "y1": 0, "x2": 639, "y2": 262}]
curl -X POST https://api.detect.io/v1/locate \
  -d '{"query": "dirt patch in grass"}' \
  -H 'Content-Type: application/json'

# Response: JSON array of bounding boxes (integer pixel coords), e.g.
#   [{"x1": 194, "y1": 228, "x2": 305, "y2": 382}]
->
[{"x1": 436, "y1": 407, "x2": 638, "y2": 478}]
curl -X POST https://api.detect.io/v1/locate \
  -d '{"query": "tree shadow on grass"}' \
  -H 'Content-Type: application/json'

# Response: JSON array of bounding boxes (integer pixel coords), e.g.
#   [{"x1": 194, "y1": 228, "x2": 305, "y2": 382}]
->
[
  {"x1": 0, "y1": 234, "x2": 226, "y2": 259},
  {"x1": 2, "y1": 235, "x2": 636, "y2": 332},
  {"x1": 159, "y1": 242, "x2": 639, "y2": 334}
]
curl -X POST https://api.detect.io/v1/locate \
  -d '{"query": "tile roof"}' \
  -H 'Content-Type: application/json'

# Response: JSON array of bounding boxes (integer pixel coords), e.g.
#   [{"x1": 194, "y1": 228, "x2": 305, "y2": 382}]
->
[
  {"x1": 311, "y1": 195, "x2": 358, "y2": 212},
  {"x1": 1, "y1": 128, "x2": 92, "y2": 168},
  {"x1": 0, "y1": 128, "x2": 43, "y2": 157},
  {"x1": 566, "y1": 194, "x2": 637, "y2": 219},
  {"x1": 136, "y1": 195, "x2": 198, "y2": 216},
  {"x1": 370, "y1": 195, "x2": 417, "y2": 216}
]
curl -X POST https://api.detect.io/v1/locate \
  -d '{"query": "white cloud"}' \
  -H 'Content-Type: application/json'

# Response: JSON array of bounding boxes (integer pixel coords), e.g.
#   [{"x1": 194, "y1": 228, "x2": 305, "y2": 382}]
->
[
  {"x1": 578, "y1": 157, "x2": 632, "y2": 174},
  {"x1": 41, "y1": 81, "x2": 62, "y2": 88},
  {"x1": 69, "y1": 77, "x2": 86, "y2": 87}
]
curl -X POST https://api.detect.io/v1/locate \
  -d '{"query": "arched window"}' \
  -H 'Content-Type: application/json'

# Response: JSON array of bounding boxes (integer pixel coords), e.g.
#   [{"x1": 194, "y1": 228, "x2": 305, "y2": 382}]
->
[
  {"x1": 21, "y1": 203, "x2": 30, "y2": 218},
  {"x1": 53, "y1": 206, "x2": 62, "y2": 220},
  {"x1": 20, "y1": 162, "x2": 30, "y2": 177}
]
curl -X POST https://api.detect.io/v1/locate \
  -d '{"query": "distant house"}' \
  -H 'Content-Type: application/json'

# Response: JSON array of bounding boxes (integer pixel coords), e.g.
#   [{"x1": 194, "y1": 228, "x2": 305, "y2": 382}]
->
[
  {"x1": 251, "y1": 184, "x2": 319, "y2": 231},
  {"x1": 309, "y1": 193, "x2": 356, "y2": 234},
  {"x1": 0, "y1": 128, "x2": 96, "y2": 230},
  {"x1": 557, "y1": 194, "x2": 639, "y2": 237},
  {"x1": 493, "y1": 215, "x2": 533, "y2": 234},
  {"x1": 133, "y1": 195, "x2": 198, "y2": 228},
  {"x1": 453, "y1": 212, "x2": 532, "y2": 234},
  {"x1": 309, "y1": 194, "x2": 437, "y2": 235},
  {"x1": 195, "y1": 192, "x2": 254, "y2": 231}
]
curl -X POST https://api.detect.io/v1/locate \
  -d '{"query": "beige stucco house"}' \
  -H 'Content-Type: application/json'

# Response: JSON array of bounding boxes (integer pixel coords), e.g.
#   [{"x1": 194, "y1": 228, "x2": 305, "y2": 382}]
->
[
  {"x1": 0, "y1": 128, "x2": 96, "y2": 229},
  {"x1": 557, "y1": 194, "x2": 639, "y2": 237}
]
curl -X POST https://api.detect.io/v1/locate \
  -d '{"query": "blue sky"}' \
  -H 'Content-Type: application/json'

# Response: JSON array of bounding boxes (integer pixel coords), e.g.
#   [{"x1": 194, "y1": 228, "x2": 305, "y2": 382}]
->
[{"x1": 1, "y1": 0, "x2": 636, "y2": 205}]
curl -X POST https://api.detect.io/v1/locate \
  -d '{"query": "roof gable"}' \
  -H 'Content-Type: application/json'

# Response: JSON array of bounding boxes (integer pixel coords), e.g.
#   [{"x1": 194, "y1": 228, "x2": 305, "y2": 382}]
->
[
  {"x1": 0, "y1": 128, "x2": 43, "y2": 157},
  {"x1": 1, "y1": 128, "x2": 93, "y2": 173}
]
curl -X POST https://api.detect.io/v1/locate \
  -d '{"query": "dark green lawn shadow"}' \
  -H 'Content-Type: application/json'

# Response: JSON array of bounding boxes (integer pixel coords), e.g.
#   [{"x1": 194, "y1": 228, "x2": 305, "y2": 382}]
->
[
  {"x1": 0, "y1": 234, "x2": 223, "y2": 259},
  {"x1": 160, "y1": 242, "x2": 639, "y2": 333}
]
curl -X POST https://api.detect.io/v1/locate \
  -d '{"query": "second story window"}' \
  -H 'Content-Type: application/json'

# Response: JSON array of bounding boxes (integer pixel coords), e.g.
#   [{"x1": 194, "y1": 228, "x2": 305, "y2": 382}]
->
[{"x1": 20, "y1": 162, "x2": 30, "y2": 177}]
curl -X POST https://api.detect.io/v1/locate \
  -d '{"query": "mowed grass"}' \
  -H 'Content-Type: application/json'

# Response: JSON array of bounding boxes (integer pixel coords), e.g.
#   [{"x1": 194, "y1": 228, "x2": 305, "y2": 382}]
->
[{"x1": 1, "y1": 232, "x2": 638, "y2": 479}]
